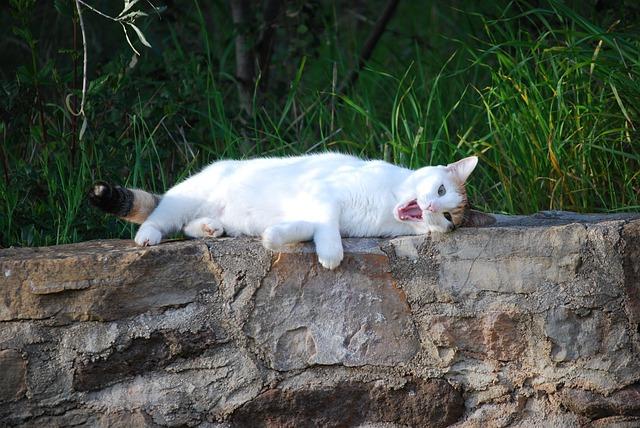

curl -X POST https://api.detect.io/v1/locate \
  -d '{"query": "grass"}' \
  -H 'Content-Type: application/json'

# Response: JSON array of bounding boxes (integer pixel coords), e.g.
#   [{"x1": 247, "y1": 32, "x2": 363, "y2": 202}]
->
[{"x1": 0, "y1": 0, "x2": 638, "y2": 248}]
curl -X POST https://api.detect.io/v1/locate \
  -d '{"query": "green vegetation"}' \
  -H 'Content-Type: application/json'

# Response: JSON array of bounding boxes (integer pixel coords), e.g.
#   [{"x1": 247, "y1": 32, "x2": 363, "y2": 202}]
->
[{"x1": 0, "y1": 0, "x2": 638, "y2": 247}]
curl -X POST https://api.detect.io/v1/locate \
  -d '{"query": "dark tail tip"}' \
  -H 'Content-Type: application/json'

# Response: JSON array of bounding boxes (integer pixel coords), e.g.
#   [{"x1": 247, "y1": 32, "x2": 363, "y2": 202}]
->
[{"x1": 88, "y1": 181, "x2": 133, "y2": 217}]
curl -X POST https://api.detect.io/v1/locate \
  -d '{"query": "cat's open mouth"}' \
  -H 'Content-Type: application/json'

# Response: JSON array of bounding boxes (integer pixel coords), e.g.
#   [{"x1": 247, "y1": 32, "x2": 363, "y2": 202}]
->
[{"x1": 397, "y1": 199, "x2": 423, "y2": 221}]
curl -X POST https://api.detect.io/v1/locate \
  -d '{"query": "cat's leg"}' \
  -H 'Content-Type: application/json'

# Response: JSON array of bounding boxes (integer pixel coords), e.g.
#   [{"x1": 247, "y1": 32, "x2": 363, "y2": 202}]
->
[
  {"x1": 183, "y1": 217, "x2": 224, "y2": 238},
  {"x1": 134, "y1": 193, "x2": 196, "y2": 246},
  {"x1": 262, "y1": 221, "x2": 315, "y2": 250},
  {"x1": 135, "y1": 222, "x2": 163, "y2": 246},
  {"x1": 313, "y1": 222, "x2": 344, "y2": 270},
  {"x1": 263, "y1": 219, "x2": 343, "y2": 269}
]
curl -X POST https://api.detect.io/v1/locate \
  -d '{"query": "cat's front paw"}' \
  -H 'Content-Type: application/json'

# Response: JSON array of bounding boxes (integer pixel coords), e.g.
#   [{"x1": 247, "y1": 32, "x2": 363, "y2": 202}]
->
[
  {"x1": 262, "y1": 226, "x2": 285, "y2": 250},
  {"x1": 135, "y1": 224, "x2": 162, "y2": 246},
  {"x1": 429, "y1": 224, "x2": 453, "y2": 233},
  {"x1": 316, "y1": 245, "x2": 344, "y2": 270}
]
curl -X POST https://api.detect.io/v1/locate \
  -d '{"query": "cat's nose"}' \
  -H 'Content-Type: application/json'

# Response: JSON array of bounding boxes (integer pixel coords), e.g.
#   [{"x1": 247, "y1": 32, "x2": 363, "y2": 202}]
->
[{"x1": 426, "y1": 201, "x2": 438, "y2": 212}]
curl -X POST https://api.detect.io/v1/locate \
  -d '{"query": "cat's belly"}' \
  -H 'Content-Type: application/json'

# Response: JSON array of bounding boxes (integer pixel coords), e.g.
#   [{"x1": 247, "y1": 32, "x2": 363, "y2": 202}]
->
[
  {"x1": 339, "y1": 214, "x2": 417, "y2": 237},
  {"x1": 217, "y1": 207, "x2": 280, "y2": 237},
  {"x1": 212, "y1": 199, "x2": 421, "y2": 238}
]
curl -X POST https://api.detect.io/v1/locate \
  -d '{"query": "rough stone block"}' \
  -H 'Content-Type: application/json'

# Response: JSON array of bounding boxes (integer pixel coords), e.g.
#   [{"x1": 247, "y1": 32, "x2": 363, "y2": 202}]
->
[
  {"x1": 230, "y1": 377, "x2": 463, "y2": 428},
  {"x1": 436, "y1": 224, "x2": 585, "y2": 296},
  {"x1": 0, "y1": 213, "x2": 638, "y2": 426},
  {"x1": 0, "y1": 349, "x2": 27, "y2": 402},
  {"x1": 0, "y1": 240, "x2": 218, "y2": 322},
  {"x1": 245, "y1": 252, "x2": 419, "y2": 370},
  {"x1": 73, "y1": 328, "x2": 221, "y2": 391}
]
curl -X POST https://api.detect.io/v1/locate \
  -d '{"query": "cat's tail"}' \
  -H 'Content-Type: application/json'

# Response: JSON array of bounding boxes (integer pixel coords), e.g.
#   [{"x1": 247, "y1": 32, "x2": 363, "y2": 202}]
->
[{"x1": 88, "y1": 181, "x2": 161, "y2": 224}]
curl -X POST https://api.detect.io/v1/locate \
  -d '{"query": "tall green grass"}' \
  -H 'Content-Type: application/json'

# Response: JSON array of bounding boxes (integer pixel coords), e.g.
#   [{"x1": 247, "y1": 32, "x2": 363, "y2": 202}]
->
[
  {"x1": 471, "y1": 2, "x2": 640, "y2": 213},
  {"x1": 0, "y1": 0, "x2": 638, "y2": 247}
]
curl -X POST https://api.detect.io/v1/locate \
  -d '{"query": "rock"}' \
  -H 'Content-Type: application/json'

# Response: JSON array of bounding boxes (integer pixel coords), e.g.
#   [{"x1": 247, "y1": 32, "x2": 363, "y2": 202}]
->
[
  {"x1": 245, "y1": 252, "x2": 419, "y2": 370},
  {"x1": 588, "y1": 416, "x2": 640, "y2": 427},
  {"x1": 84, "y1": 345, "x2": 263, "y2": 425},
  {"x1": 0, "y1": 349, "x2": 27, "y2": 402},
  {"x1": 0, "y1": 213, "x2": 639, "y2": 426},
  {"x1": 544, "y1": 307, "x2": 603, "y2": 362},
  {"x1": 18, "y1": 409, "x2": 155, "y2": 428},
  {"x1": 483, "y1": 311, "x2": 526, "y2": 362},
  {"x1": 435, "y1": 224, "x2": 585, "y2": 296},
  {"x1": 555, "y1": 384, "x2": 640, "y2": 419},
  {"x1": 73, "y1": 328, "x2": 220, "y2": 391},
  {"x1": 622, "y1": 221, "x2": 640, "y2": 325},
  {"x1": 0, "y1": 240, "x2": 218, "y2": 322},
  {"x1": 230, "y1": 378, "x2": 464, "y2": 428}
]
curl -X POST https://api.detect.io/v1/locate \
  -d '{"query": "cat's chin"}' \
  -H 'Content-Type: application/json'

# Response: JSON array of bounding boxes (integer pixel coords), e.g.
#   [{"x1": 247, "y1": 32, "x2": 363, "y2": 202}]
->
[{"x1": 396, "y1": 199, "x2": 423, "y2": 222}]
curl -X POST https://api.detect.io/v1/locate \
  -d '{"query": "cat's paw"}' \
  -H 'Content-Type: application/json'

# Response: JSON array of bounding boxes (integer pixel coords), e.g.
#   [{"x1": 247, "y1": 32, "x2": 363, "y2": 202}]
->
[
  {"x1": 183, "y1": 217, "x2": 224, "y2": 238},
  {"x1": 429, "y1": 224, "x2": 453, "y2": 233},
  {"x1": 135, "y1": 224, "x2": 162, "y2": 246},
  {"x1": 316, "y1": 244, "x2": 344, "y2": 270},
  {"x1": 262, "y1": 226, "x2": 286, "y2": 250}
]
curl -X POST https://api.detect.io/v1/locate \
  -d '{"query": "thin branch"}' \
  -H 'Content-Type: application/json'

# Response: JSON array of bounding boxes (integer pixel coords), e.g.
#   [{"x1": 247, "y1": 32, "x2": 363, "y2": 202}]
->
[
  {"x1": 0, "y1": 125, "x2": 10, "y2": 184},
  {"x1": 230, "y1": 0, "x2": 255, "y2": 116},
  {"x1": 68, "y1": 0, "x2": 88, "y2": 118},
  {"x1": 256, "y1": 0, "x2": 282, "y2": 91},
  {"x1": 337, "y1": 0, "x2": 401, "y2": 93},
  {"x1": 282, "y1": 0, "x2": 401, "y2": 134},
  {"x1": 76, "y1": 0, "x2": 118, "y2": 21}
]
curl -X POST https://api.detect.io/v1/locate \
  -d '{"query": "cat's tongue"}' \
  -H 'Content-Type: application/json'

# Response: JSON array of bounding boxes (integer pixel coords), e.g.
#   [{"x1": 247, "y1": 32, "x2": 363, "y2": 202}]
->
[{"x1": 398, "y1": 199, "x2": 423, "y2": 221}]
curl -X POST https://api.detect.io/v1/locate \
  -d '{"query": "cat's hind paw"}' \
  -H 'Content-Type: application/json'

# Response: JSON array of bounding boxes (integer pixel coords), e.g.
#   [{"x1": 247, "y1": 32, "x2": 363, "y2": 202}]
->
[
  {"x1": 135, "y1": 224, "x2": 162, "y2": 246},
  {"x1": 183, "y1": 217, "x2": 224, "y2": 239}
]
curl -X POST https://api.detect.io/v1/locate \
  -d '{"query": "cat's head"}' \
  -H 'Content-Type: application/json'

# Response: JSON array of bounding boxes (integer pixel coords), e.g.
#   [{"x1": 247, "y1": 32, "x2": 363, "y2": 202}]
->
[{"x1": 394, "y1": 156, "x2": 495, "y2": 232}]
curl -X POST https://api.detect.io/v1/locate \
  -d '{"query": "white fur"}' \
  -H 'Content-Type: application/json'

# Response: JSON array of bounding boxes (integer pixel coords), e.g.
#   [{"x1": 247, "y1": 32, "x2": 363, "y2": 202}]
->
[{"x1": 134, "y1": 153, "x2": 477, "y2": 269}]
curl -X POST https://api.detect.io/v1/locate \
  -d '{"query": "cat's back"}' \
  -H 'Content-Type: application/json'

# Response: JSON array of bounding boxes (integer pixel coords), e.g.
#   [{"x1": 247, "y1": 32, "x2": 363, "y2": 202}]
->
[
  {"x1": 201, "y1": 152, "x2": 366, "y2": 179},
  {"x1": 189, "y1": 152, "x2": 403, "y2": 198},
  {"x1": 248, "y1": 152, "x2": 365, "y2": 170}
]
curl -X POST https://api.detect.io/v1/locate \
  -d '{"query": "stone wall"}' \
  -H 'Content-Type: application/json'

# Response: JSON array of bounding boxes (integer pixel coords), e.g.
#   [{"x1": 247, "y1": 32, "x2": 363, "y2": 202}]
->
[{"x1": 1, "y1": 212, "x2": 639, "y2": 427}]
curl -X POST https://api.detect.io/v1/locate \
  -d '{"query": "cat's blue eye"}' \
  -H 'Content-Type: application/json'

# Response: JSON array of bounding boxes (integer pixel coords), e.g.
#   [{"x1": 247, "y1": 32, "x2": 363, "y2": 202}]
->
[
  {"x1": 443, "y1": 212, "x2": 452, "y2": 222},
  {"x1": 438, "y1": 184, "x2": 446, "y2": 196}
]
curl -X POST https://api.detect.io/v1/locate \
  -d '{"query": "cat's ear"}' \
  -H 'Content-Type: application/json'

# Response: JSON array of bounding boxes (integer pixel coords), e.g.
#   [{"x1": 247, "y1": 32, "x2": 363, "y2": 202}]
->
[
  {"x1": 446, "y1": 156, "x2": 478, "y2": 183},
  {"x1": 461, "y1": 209, "x2": 496, "y2": 228}
]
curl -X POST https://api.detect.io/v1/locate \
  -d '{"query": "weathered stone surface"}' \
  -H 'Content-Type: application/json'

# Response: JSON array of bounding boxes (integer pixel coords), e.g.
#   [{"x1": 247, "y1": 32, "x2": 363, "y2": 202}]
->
[
  {"x1": 73, "y1": 328, "x2": 221, "y2": 391},
  {"x1": 588, "y1": 416, "x2": 640, "y2": 427},
  {"x1": 84, "y1": 346, "x2": 262, "y2": 426},
  {"x1": 0, "y1": 349, "x2": 27, "y2": 402},
  {"x1": 622, "y1": 221, "x2": 640, "y2": 326},
  {"x1": 483, "y1": 311, "x2": 527, "y2": 362},
  {"x1": 231, "y1": 377, "x2": 463, "y2": 428},
  {"x1": 0, "y1": 212, "x2": 638, "y2": 427},
  {"x1": 0, "y1": 240, "x2": 218, "y2": 322},
  {"x1": 555, "y1": 384, "x2": 640, "y2": 419},
  {"x1": 436, "y1": 223, "x2": 585, "y2": 295},
  {"x1": 17, "y1": 409, "x2": 155, "y2": 428},
  {"x1": 245, "y1": 252, "x2": 419, "y2": 370},
  {"x1": 544, "y1": 306, "x2": 603, "y2": 362}
]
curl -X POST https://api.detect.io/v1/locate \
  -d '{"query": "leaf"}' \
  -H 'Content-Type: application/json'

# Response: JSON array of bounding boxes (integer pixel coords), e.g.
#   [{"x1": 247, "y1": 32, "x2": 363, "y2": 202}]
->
[
  {"x1": 118, "y1": 10, "x2": 148, "y2": 21},
  {"x1": 64, "y1": 93, "x2": 81, "y2": 116},
  {"x1": 609, "y1": 81, "x2": 634, "y2": 130},
  {"x1": 126, "y1": 22, "x2": 152, "y2": 48},
  {"x1": 118, "y1": 0, "x2": 140, "y2": 18},
  {"x1": 54, "y1": 0, "x2": 72, "y2": 17},
  {"x1": 121, "y1": 23, "x2": 140, "y2": 56},
  {"x1": 88, "y1": 75, "x2": 110, "y2": 94},
  {"x1": 79, "y1": 117, "x2": 88, "y2": 141}
]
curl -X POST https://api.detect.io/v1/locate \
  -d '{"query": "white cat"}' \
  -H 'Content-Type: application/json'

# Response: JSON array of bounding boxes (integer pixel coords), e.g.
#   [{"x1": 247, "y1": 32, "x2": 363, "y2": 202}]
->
[{"x1": 89, "y1": 153, "x2": 494, "y2": 269}]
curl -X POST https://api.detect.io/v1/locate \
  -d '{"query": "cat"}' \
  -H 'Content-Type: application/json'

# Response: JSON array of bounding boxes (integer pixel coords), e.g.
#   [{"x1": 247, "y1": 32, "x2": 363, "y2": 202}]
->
[{"x1": 89, "y1": 152, "x2": 495, "y2": 269}]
